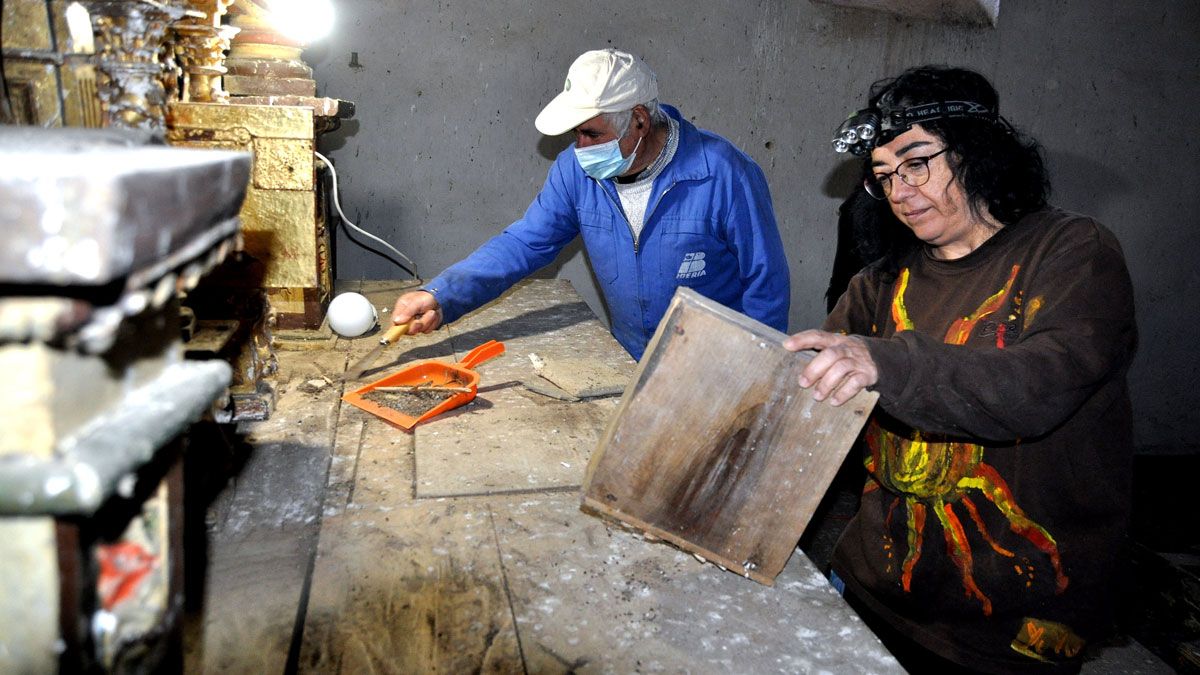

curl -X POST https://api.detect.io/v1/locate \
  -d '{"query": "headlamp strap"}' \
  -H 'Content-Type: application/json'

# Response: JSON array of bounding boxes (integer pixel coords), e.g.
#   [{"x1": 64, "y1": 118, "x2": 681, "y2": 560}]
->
[
  {"x1": 885, "y1": 100, "x2": 995, "y2": 131},
  {"x1": 832, "y1": 100, "x2": 998, "y2": 155}
]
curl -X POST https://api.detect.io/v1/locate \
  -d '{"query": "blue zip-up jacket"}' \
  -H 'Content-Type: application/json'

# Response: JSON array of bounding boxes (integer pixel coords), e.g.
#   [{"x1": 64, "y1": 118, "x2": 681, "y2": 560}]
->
[{"x1": 424, "y1": 104, "x2": 791, "y2": 359}]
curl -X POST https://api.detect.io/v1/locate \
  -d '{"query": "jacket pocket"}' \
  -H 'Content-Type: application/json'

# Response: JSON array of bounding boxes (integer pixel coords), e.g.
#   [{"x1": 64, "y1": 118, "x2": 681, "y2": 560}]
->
[
  {"x1": 577, "y1": 208, "x2": 619, "y2": 284},
  {"x1": 658, "y1": 217, "x2": 724, "y2": 285}
]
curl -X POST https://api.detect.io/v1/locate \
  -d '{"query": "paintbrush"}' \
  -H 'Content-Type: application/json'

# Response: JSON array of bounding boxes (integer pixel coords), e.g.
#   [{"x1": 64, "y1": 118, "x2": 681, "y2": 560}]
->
[{"x1": 343, "y1": 322, "x2": 410, "y2": 380}]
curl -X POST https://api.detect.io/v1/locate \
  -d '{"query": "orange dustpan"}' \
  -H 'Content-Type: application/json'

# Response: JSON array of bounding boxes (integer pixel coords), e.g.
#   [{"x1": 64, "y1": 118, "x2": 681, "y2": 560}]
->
[{"x1": 342, "y1": 340, "x2": 505, "y2": 429}]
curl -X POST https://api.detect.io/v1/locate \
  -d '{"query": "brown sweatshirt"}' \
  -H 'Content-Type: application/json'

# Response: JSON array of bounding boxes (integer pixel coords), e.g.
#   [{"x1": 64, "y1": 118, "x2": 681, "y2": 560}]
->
[{"x1": 826, "y1": 207, "x2": 1137, "y2": 673}]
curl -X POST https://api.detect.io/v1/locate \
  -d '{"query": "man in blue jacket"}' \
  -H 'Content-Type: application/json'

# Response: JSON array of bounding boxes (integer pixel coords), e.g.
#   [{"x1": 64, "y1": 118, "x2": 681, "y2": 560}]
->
[{"x1": 391, "y1": 48, "x2": 790, "y2": 359}]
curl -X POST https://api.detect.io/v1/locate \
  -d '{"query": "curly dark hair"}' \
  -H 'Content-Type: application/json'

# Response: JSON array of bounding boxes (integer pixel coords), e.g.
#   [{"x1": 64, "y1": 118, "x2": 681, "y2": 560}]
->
[{"x1": 854, "y1": 66, "x2": 1051, "y2": 278}]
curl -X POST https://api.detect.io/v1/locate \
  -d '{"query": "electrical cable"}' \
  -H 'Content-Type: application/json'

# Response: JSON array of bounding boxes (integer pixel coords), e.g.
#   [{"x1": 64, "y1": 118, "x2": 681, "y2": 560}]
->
[
  {"x1": 314, "y1": 150, "x2": 419, "y2": 278},
  {"x1": 1, "y1": 0, "x2": 12, "y2": 123}
]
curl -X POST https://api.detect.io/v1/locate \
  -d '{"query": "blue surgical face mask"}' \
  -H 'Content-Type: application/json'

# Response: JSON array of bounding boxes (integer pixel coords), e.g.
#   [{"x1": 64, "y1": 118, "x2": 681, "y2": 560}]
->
[{"x1": 574, "y1": 132, "x2": 642, "y2": 180}]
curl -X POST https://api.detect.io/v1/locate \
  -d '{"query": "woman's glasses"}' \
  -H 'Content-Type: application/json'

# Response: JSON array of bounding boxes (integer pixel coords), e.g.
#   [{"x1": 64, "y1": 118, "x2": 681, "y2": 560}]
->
[{"x1": 864, "y1": 148, "x2": 949, "y2": 200}]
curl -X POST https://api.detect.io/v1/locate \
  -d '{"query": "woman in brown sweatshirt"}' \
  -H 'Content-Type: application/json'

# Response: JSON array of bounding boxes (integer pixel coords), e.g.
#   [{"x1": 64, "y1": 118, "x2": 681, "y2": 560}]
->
[{"x1": 788, "y1": 66, "x2": 1137, "y2": 674}]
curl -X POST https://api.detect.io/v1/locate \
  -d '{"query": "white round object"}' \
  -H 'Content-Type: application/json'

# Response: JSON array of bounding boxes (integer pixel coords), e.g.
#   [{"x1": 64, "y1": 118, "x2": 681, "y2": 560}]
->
[{"x1": 326, "y1": 292, "x2": 378, "y2": 337}]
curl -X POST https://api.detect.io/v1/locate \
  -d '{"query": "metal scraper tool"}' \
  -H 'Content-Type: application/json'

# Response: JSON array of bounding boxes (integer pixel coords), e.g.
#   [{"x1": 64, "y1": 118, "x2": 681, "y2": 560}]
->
[{"x1": 343, "y1": 322, "x2": 410, "y2": 380}]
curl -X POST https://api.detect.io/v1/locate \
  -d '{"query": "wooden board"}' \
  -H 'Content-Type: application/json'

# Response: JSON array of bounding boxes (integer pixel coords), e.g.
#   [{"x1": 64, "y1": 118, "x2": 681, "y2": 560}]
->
[
  {"x1": 336, "y1": 412, "x2": 416, "y2": 511},
  {"x1": 413, "y1": 390, "x2": 618, "y2": 498},
  {"x1": 581, "y1": 288, "x2": 878, "y2": 585},
  {"x1": 490, "y1": 495, "x2": 901, "y2": 674},
  {"x1": 531, "y1": 356, "x2": 629, "y2": 398},
  {"x1": 297, "y1": 503, "x2": 522, "y2": 673},
  {"x1": 194, "y1": 527, "x2": 318, "y2": 674},
  {"x1": 186, "y1": 350, "x2": 341, "y2": 674}
]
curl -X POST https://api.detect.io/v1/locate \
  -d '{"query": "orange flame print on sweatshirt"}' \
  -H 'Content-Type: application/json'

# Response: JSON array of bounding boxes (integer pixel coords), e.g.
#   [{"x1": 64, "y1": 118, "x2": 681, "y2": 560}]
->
[{"x1": 866, "y1": 264, "x2": 1067, "y2": 616}]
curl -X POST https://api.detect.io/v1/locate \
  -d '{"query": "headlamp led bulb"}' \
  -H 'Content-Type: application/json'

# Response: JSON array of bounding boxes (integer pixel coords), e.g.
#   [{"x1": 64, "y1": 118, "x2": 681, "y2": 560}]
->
[
  {"x1": 831, "y1": 109, "x2": 881, "y2": 155},
  {"x1": 830, "y1": 102, "x2": 993, "y2": 156}
]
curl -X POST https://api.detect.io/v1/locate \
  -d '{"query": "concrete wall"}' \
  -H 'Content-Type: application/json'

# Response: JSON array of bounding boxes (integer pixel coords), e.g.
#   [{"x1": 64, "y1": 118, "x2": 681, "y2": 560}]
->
[{"x1": 307, "y1": 0, "x2": 1199, "y2": 452}]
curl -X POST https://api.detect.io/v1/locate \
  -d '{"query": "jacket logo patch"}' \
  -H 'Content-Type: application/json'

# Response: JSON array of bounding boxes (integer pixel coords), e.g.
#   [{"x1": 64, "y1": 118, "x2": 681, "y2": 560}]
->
[{"x1": 676, "y1": 252, "x2": 707, "y2": 279}]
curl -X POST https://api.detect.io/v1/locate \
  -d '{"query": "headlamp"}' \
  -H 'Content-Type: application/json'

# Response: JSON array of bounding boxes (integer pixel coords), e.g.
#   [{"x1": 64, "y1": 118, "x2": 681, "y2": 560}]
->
[{"x1": 831, "y1": 100, "x2": 995, "y2": 155}]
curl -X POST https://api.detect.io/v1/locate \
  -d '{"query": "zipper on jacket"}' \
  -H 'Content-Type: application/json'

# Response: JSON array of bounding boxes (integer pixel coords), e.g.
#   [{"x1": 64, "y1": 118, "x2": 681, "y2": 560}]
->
[
  {"x1": 643, "y1": 182, "x2": 676, "y2": 241},
  {"x1": 607, "y1": 180, "x2": 679, "y2": 254},
  {"x1": 600, "y1": 177, "x2": 679, "y2": 347},
  {"x1": 633, "y1": 180, "x2": 678, "y2": 343},
  {"x1": 637, "y1": 181, "x2": 677, "y2": 341},
  {"x1": 599, "y1": 185, "x2": 641, "y2": 253}
]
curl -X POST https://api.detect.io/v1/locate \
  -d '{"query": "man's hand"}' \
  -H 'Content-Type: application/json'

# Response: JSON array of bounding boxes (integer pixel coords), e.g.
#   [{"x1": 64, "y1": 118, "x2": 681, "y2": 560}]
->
[
  {"x1": 783, "y1": 330, "x2": 879, "y2": 406},
  {"x1": 392, "y1": 291, "x2": 443, "y2": 334}
]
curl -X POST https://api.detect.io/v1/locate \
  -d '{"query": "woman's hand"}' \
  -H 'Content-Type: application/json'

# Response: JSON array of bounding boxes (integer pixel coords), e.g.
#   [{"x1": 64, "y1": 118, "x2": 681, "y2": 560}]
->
[{"x1": 783, "y1": 330, "x2": 879, "y2": 406}]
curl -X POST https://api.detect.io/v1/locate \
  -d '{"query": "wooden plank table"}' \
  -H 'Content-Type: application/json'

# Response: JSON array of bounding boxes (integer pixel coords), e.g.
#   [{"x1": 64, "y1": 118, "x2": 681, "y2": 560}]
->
[
  {"x1": 188, "y1": 279, "x2": 902, "y2": 674},
  {"x1": 304, "y1": 279, "x2": 899, "y2": 673}
]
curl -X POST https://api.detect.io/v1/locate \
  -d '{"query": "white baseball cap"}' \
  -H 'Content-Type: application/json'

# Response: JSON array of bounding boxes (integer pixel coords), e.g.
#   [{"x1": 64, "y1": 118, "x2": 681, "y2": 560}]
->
[{"x1": 534, "y1": 49, "x2": 659, "y2": 136}]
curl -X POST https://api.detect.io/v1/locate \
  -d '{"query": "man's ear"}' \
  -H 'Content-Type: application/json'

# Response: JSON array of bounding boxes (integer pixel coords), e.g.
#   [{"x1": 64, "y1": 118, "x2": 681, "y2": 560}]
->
[{"x1": 633, "y1": 105, "x2": 649, "y2": 130}]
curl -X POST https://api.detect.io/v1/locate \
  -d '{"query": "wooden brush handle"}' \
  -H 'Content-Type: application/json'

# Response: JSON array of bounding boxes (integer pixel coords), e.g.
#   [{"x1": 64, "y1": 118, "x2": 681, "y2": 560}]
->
[{"x1": 379, "y1": 322, "x2": 410, "y2": 345}]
